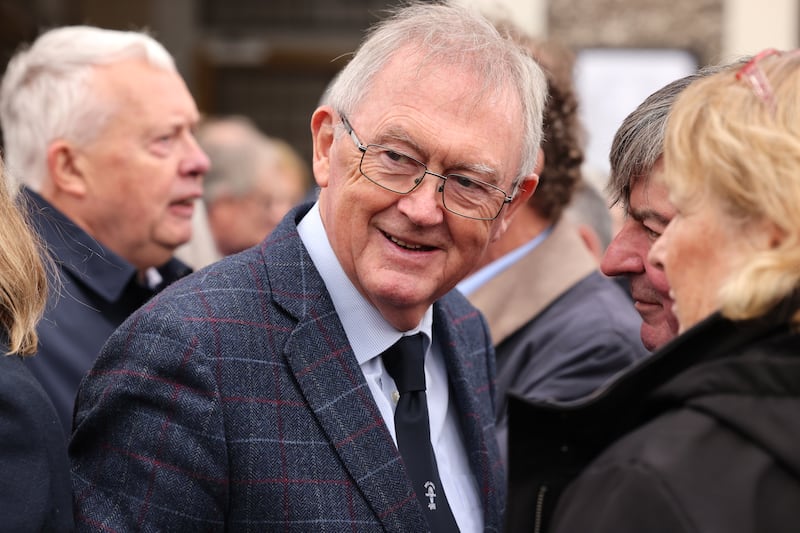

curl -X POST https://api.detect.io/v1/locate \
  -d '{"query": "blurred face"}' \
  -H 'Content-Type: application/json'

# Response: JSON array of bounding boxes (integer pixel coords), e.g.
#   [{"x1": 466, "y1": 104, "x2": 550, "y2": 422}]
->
[
  {"x1": 601, "y1": 160, "x2": 679, "y2": 350},
  {"x1": 208, "y1": 167, "x2": 306, "y2": 255},
  {"x1": 268, "y1": 165, "x2": 309, "y2": 226},
  {"x1": 648, "y1": 194, "x2": 757, "y2": 332},
  {"x1": 311, "y1": 48, "x2": 531, "y2": 330},
  {"x1": 74, "y1": 59, "x2": 209, "y2": 269}
]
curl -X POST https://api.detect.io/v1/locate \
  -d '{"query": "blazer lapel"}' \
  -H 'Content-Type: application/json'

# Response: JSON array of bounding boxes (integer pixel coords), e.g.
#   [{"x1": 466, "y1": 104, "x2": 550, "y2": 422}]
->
[
  {"x1": 435, "y1": 302, "x2": 505, "y2": 530},
  {"x1": 265, "y1": 210, "x2": 428, "y2": 532}
]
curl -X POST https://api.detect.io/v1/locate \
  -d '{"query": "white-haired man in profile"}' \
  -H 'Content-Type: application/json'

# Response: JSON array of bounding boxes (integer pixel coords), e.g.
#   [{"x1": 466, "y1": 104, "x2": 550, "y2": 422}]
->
[{"x1": 0, "y1": 25, "x2": 210, "y2": 435}]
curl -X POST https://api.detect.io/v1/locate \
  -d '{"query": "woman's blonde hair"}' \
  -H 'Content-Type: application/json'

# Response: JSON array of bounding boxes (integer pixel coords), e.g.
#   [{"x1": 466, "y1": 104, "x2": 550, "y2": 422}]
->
[
  {"x1": 664, "y1": 50, "x2": 800, "y2": 323},
  {"x1": 0, "y1": 157, "x2": 47, "y2": 354}
]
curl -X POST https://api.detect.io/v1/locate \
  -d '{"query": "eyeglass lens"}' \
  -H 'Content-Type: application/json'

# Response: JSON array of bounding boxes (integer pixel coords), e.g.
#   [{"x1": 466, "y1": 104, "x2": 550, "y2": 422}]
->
[{"x1": 359, "y1": 144, "x2": 505, "y2": 220}]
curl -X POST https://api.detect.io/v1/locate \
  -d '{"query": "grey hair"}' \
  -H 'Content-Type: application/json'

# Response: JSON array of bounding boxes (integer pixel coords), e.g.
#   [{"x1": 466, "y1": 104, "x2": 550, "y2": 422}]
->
[
  {"x1": 197, "y1": 118, "x2": 280, "y2": 205},
  {"x1": 607, "y1": 62, "x2": 738, "y2": 208},
  {"x1": 0, "y1": 26, "x2": 176, "y2": 190},
  {"x1": 325, "y1": 1, "x2": 547, "y2": 184}
]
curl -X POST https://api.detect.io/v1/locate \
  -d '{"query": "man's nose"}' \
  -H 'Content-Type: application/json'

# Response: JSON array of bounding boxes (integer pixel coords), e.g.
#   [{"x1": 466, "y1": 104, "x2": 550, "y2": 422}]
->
[
  {"x1": 600, "y1": 225, "x2": 644, "y2": 276},
  {"x1": 181, "y1": 134, "x2": 211, "y2": 178},
  {"x1": 395, "y1": 173, "x2": 445, "y2": 225}
]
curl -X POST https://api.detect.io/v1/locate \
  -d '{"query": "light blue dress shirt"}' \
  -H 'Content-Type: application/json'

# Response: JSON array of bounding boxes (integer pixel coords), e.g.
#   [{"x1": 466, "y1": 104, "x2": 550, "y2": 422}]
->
[{"x1": 457, "y1": 226, "x2": 553, "y2": 296}]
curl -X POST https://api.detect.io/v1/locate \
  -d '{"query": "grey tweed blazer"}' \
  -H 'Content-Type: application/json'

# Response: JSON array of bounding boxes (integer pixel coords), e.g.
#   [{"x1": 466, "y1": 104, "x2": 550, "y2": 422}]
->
[{"x1": 70, "y1": 202, "x2": 506, "y2": 532}]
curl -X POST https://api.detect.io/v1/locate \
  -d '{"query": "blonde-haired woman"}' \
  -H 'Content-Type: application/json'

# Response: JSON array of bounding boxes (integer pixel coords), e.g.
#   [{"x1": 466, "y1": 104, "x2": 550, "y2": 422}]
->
[
  {"x1": 0, "y1": 158, "x2": 72, "y2": 531},
  {"x1": 506, "y1": 51, "x2": 800, "y2": 533}
]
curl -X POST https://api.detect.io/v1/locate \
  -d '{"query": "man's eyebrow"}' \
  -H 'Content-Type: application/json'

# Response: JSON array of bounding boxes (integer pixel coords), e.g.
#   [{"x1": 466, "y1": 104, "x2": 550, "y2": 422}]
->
[
  {"x1": 455, "y1": 162, "x2": 499, "y2": 182},
  {"x1": 629, "y1": 207, "x2": 672, "y2": 227},
  {"x1": 376, "y1": 125, "x2": 499, "y2": 181},
  {"x1": 375, "y1": 125, "x2": 418, "y2": 148}
]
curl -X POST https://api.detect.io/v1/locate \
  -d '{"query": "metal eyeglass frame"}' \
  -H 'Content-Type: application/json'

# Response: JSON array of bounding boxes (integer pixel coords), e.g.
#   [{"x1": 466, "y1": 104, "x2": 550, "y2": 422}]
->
[{"x1": 340, "y1": 114, "x2": 513, "y2": 221}]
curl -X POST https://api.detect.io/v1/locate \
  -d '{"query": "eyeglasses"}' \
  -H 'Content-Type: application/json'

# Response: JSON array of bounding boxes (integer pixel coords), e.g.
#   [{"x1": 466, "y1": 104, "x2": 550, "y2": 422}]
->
[
  {"x1": 736, "y1": 48, "x2": 800, "y2": 112},
  {"x1": 340, "y1": 115, "x2": 513, "y2": 221}
]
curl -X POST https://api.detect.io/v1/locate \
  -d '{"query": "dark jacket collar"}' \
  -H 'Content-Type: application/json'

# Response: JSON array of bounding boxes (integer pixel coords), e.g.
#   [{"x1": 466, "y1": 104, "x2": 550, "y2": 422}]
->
[
  {"x1": 506, "y1": 296, "x2": 799, "y2": 531},
  {"x1": 505, "y1": 302, "x2": 800, "y2": 532},
  {"x1": 508, "y1": 300, "x2": 800, "y2": 449},
  {"x1": 23, "y1": 187, "x2": 191, "y2": 302}
]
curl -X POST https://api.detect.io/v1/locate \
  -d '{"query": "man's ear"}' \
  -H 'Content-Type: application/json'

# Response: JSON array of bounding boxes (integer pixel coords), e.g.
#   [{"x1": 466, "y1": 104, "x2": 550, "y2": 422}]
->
[
  {"x1": 310, "y1": 106, "x2": 336, "y2": 189},
  {"x1": 577, "y1": 223, "x2": 604, "y2": 263},
  {"x1": 46, "y1": 140, "x2": 88, "y2": 197},
  {"x1": 493, "y1": 148, "x2": 543, "y2": 236},
  {"x1": 495, "y1": 172, "x2": 538, "y2": 234}
]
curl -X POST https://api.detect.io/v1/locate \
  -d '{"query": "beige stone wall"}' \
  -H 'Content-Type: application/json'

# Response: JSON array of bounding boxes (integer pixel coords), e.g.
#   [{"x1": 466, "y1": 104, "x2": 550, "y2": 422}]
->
[{"x1": 549, "y1": 0, "x2": 724, "y2": 65}]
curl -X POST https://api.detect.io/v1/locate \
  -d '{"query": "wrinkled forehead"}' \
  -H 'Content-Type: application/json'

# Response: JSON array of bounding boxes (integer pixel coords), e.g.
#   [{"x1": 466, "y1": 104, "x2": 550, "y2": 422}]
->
[
  {"x1": 357, "y1": 44, "x2": 521, "y2": 117},
  {"x1": 348, "y1": 46, "x2": 526, "y2": 183}
]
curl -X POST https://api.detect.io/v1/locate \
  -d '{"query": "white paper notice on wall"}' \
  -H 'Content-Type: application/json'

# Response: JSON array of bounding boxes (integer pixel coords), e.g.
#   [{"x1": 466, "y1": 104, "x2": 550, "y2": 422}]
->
[{"x1": 575, "y1": 48, "x2": 697, "y2": 185}]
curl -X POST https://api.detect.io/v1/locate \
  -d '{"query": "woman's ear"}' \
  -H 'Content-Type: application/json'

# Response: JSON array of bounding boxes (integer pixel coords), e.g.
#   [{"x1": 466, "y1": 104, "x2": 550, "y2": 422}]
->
[{"x1": 766, "y1": 220, "x2": 787, "y2": 249}]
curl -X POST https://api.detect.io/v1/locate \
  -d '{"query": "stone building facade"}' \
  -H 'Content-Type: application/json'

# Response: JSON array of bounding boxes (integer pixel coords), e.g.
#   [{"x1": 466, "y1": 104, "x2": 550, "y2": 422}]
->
[
  {"x1": 0, "y1": 0, "x2": 795, "y2": 164},
  {"x1": 549, "y1": 0, "x2": 723, "y2": 65}
]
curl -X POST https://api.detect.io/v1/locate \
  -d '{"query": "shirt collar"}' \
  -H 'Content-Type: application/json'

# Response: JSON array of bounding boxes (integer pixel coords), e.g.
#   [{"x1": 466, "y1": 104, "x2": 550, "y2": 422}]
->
[
  {"x1": 457, "y1": 225, "x2": 553, "y2": 296},
  {"x1": 296, "y1": 202, "x2": 433, "y2": 364}
]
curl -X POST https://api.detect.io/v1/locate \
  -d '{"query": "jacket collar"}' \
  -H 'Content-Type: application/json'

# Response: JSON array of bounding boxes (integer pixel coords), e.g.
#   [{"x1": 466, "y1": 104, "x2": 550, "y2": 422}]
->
[
  {"x1": 23, "y1": 188, "x2": 190, "y2": 302},
  {"x1": 505, "y1": 299, "x2": 800, "y2": 531},
  {"x1": 507, "y1": 310, "x2": 777, "y2": 457},
  {"x1": 467, "y1": 217, "x2": 597, "y2": 344}
]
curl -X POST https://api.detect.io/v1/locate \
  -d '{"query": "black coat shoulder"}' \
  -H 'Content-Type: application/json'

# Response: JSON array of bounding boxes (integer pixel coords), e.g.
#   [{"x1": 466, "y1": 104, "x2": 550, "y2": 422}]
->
[{"x1": 0, "y1": 354, "x2": 73, "y2": 532}]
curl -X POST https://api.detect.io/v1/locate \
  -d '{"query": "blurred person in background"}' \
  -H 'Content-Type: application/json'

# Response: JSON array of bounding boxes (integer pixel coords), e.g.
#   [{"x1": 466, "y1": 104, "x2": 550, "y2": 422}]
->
[
  {"x1": 271, "y1": 135, "x2": 315, "y2": 199},
  {"x1": 0, "y1": 157, "x2": 72, "y2": 532},
  {"x1": 0, "y1": 25, "x2": 209, "y2": 435},
  {"x1": 564, "y1": 178, "x2": 615, "y2": 262},
  {"x1": 507, "y1": 50, "x2": 800, "y2": 533},
  {"x1": 458, "y1": 32, "x2": 647, "y2": 463},
  {"x1": 199, "y1": 115, "x2": 312, "y2": 258}
]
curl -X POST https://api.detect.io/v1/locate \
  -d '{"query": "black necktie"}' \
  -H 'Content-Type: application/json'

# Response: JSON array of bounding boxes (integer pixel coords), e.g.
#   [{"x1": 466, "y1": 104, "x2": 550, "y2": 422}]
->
[{"x1": 382, "y1": 334, "x2": 459, "y2": 532}]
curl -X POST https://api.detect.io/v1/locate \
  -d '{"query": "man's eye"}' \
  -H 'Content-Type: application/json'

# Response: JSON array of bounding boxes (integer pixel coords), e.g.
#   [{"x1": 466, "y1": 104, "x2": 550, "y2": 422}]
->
[
  {"x1": 150, "y1": 133, "x2": 178, "y2": 156},
  {"x1": 377, "y1": 149, "x2": 418, "y2": 172},
  {"x1": 643, "y1": 226, "x2": 661, "y2": 239},
  {"x1": 383, "y1": 149, "x2": 410, "y2": 164},
  {"x1": 453, "y1": 175, "x2": 478, "y2": 189}
]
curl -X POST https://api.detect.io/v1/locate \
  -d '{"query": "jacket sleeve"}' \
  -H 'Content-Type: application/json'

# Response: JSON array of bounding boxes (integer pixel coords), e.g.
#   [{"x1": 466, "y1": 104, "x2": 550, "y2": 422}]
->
[
  {"x1": 549, "y1": 460, "x2": 697, "y2": 533},
  {"x1": 70, "y1": 306, "x2": 229, "y2": 531}
]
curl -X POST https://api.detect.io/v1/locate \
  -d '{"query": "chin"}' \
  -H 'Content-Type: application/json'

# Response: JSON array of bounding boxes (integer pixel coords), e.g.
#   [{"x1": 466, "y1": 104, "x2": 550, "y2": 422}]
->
[
  {"x1": 167, "y1": 228, "x2": 193, "y2": 246},
  {"x1": 641, "y1": 325, "x2": 674, "y2": 352}
]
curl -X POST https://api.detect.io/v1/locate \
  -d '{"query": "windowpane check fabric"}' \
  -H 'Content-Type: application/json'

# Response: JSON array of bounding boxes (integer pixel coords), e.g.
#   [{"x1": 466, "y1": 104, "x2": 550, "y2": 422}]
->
[
  {"x1": 383, "y1": 334, "x2": 459, "y2": 532},
  {"x1": 70, "y1": 202, "x2": 506, "y2": 531}
]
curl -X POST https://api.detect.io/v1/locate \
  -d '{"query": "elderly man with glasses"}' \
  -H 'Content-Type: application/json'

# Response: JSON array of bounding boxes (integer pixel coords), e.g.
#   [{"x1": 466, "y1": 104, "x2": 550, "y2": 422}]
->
[{"x1": 70, "y1": 2, "x2": 546, "y2": 531}]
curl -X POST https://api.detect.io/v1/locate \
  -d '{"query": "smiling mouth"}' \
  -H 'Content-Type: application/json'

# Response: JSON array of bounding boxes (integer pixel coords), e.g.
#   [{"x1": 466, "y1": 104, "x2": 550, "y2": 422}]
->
[{"x1": 383, "y1": 231, "x2": 433, "y2": 251}]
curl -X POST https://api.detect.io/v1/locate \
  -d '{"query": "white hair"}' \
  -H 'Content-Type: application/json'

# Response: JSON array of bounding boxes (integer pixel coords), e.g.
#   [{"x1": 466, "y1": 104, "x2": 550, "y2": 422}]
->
[
  {"x1": 0, "y1": 26, "x2": 176, "y2": 190},
  {"x1": 326, "y1": 1, "x2": 547, "y2": 184}
]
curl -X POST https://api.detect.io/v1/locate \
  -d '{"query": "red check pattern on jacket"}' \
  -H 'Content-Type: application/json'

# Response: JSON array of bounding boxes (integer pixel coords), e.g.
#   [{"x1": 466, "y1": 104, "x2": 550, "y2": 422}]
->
[{"x1": 70, "y1": 202, "x2": 506, "y2": 532}]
